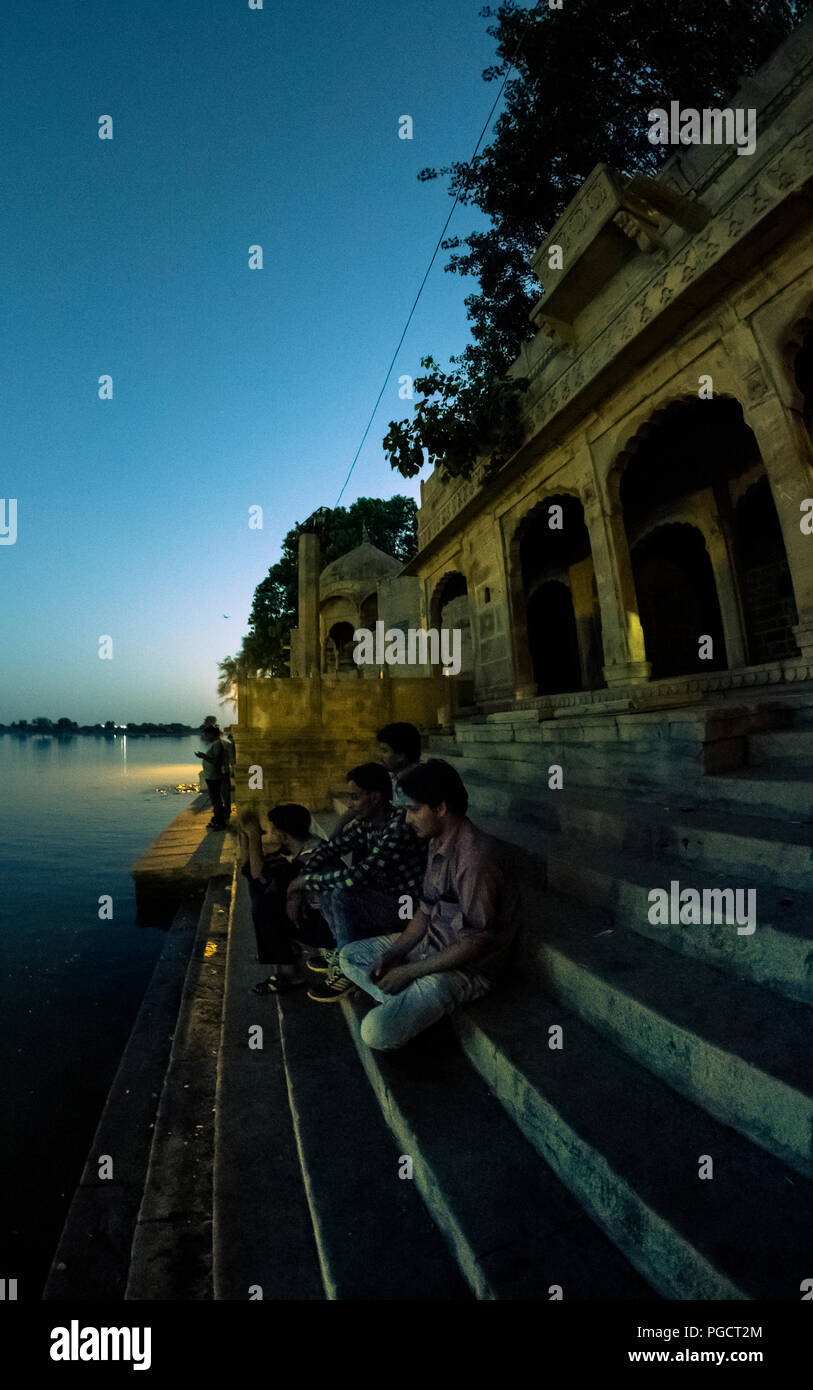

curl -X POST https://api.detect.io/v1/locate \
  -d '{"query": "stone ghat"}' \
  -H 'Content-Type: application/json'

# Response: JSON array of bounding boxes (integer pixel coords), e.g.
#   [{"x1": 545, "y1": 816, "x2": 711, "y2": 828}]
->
[{"x1": 131, "y1": 794, "x2": 237, "y2": 924}]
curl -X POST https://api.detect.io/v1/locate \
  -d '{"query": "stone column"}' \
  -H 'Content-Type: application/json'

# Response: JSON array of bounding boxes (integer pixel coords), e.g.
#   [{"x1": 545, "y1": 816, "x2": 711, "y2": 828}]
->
[
  {"x1": 297, "y1": 531, "x2": 321, "y2": 678},
  {"x1": 501, "y1": 518, "x2": 537, "y2": 698},
  {"x1": 569, "y1": 556, "x2": 600, "y2": 689},
  {"x1": 741, "y1": 392, "x2": 813, "y2": 661},
  {"x1": 705, "y1": 520, "x2": 748, "y2": 670},
  {"x1": 583, "y1": 494, "x2": 652, "y2": 687}
]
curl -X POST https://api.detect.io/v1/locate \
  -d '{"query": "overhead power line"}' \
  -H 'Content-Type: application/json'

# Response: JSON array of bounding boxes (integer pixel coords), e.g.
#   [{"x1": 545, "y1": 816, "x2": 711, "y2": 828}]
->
[{"x1": 334, "y1": 1, "x2": 541, "y2": 506}]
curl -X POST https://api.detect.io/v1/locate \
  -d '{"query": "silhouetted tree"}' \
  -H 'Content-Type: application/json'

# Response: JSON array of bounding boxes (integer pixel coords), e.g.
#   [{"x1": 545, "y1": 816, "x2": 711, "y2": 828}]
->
[{"x1": 384, "y1": 0, "x2": 808, "y2": 481}]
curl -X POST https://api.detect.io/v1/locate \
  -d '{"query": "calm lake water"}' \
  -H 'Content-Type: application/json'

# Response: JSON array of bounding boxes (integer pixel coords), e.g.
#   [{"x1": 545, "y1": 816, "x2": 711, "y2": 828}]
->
[{"x1": 0, "y1": 733, "x2": 207, "y2": 1298}]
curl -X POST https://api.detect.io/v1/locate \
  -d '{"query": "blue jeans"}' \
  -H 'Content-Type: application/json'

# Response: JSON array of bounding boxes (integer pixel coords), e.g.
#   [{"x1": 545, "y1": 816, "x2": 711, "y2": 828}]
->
[
  {"x1": 318, "y1": 885, "x2": 404, "y2": 950},
  {"x1": 338, "y1": 932, "x2": 491, "y2": 1051}
]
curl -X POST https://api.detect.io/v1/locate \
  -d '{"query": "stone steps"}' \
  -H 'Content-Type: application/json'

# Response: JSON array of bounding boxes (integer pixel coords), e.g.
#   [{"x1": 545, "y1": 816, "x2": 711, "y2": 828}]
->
[
  {"x1": 125, "y1": 877, "x2": 231, "y2": 1300},
  {"x1": 433, "y1": 741, "x2": 813, "y2": 819},
  {"x1": 454, "y1": 978, "x2": 813, "y2": 1300},
  {"x1": 749, "y1": 729, "x2": 813, "y2": 768},
  {"x1": 701, "y1": 769, "x2": 813, "y2": 821},
  {"x1": 212, "y1": 870, "x2": 468, "y2": 1301},
  {"x1": 340, "y1": 995, "x2": 657, "y2": 1301},
  {"x1": 276, "y1": 989, "x2": 471, "y2": 1300},
  {"x1": 212, "y1": 870, "x2": 324, "y2": 1301},
  {"x1": 542, "y1": 840, "x2": 813, "y2": 1005},
  {"x1": 465, "y1": 778, "x2": 813, "y2": 889},
  {"x1": 520, "y1": 895, "x2": 813, "y2": 1179}
]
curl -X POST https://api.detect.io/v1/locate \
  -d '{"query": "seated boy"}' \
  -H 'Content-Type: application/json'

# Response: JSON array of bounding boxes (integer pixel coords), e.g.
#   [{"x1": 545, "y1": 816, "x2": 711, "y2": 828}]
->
[
  {"x1": 376, "y1": 721, "x2": 421, "y2": 805},
  {"x1": 239, "y1": 803, "x2": 336, "y2": 995},
  {"x1": 339, "y1": 759, "x2": 514, "y2": 1050}
]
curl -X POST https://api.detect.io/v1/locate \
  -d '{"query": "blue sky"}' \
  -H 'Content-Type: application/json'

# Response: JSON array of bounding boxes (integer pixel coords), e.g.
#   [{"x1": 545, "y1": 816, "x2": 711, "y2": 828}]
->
[{"x1": 1, "y1": 0, "x2": 515, "y2": 724}]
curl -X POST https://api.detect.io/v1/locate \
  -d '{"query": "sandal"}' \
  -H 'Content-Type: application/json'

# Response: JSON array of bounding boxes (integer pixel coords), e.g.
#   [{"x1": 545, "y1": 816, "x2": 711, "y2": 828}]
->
[{"x1": 251, "y1": 974, "x2": 306, "y2": 995}]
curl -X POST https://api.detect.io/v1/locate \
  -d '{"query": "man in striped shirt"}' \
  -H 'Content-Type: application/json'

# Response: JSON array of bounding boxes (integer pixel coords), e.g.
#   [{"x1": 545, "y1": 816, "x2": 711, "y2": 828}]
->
[{"x1": 339, "y1": 759, "x2": 514, "y2": 1049}]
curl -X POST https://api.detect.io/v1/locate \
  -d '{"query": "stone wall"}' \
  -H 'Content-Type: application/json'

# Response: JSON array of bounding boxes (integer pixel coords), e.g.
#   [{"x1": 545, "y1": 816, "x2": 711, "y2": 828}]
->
[
  {"x1": 234, "y1": 670, "x2": 456, "y2": 812},
  {"x1": 409, "y1": 17, "x2": 813, "y2": 711}
]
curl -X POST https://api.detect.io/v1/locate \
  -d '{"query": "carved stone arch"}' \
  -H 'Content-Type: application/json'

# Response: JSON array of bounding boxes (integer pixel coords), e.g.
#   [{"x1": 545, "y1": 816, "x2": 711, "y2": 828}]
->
[
  {"x1": 319, "y1": 584, "x2": 361, "y2": 605},
  {"x1": 629, "y1": 501, "x2": 717, "y2": 554},
  {"x1": 606, "y1": 391, "x2": 743, "y2": 503},
  {"x1": 359, "y1": 589, "x2": 379, "y2": 628},
  {"x1": 429, "y1": 569, "x2": 469, "y2": 629},
  {"x1": 507, "y1": 491, "x2": 599, "y2": 696},
  {"x1": 506, "y1": 485, "x2": 586, "y2": 548},
  {"x1": 630, "y1": 521, "x2": 727, "y2": 680},
  {"x1": 785, "y1": 301, "x2": 813, "y2": 428},
  {"x1": 428, "y1": 569, "x2": 474, "y2": 689}
]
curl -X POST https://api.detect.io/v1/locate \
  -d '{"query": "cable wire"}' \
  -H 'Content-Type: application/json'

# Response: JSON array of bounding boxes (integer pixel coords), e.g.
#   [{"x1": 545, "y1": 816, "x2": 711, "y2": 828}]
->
[{"x1": 334, "y1": 1, "x2": 541, "y2": 505}]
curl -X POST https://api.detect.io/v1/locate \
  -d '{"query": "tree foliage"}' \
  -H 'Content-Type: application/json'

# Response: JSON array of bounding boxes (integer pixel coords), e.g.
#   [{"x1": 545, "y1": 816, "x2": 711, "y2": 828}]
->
[
  {"x1": 384, "y1": 0, "x2": 808, "y2": 481},
  {"x1": 223, "y1": 495, "x2": 418, "y2": 681}
]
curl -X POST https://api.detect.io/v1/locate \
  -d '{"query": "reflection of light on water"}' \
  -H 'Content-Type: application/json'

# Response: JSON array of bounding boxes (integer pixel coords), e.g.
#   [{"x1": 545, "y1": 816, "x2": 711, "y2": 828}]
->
[{"x1": 121, "y1": 735, "x2": 127, "y2": 765}]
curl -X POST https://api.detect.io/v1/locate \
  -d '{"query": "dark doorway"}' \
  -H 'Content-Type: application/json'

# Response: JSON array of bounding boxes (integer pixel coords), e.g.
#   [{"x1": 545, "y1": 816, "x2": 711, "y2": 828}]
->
[
  {"x1": 734, "y1": 478, "x2": 799, "y2": 663},
  {"x1": 326, "y1": 621, "x2": 356, "y2": 672},
  {"x1": 631, "y1": 524, "x2": 726, "y2": 679},
  {"x1": 526, "y1": 581, "x2": 582, "y2": 693},
  {"x1": 518, "y1": 496, "x2": 595, "y2": 695}
]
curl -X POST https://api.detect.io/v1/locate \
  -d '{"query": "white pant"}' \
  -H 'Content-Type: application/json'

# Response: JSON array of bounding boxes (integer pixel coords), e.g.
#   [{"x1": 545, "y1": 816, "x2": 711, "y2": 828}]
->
[{"x1": 339, "y1": 932, "x2": 491, "y2": 1051}]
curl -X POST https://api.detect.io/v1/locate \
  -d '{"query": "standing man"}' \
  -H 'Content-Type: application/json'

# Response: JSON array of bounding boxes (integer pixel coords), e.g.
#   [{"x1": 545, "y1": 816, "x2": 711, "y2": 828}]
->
[
  {"x1": 289, "y1": 762, "x2": 426, "y2": 1003},
  {"x1": 194, "y1": 725, "x2": 231, "y2": 829},
  {"x1": 339, "y1": 759, "x2": 514, "y2": 1050}
]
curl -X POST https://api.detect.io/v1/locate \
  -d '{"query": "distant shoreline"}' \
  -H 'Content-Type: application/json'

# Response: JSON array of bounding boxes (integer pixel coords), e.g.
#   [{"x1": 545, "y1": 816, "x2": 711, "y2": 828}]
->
[{"x1": 0, "y1": 727, "x2": 201, "y2": 738}]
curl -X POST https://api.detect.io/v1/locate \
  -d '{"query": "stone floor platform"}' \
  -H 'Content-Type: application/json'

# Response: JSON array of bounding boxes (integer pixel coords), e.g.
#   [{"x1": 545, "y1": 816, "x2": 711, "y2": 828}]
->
[{"x1": 131, "y1": 795, "x2": 237, "y2": 924}]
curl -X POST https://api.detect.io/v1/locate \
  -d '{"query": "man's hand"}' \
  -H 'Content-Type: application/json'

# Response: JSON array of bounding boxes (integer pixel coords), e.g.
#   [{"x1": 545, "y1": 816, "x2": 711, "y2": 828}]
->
[
  {"x1": 376, "y1": 963, "x2": 416, "y2": 995},
  {"x1": 287, "y1": 876, "x2": 306, "y2": 894},
  {"x1": 369, "y1": 949, "x2": 403, "y2": 982}
]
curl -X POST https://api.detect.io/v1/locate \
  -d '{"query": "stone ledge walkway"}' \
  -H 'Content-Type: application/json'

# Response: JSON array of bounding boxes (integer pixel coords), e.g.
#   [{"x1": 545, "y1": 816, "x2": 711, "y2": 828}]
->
[{"x1": 132, "y1": 794, "x2": 237, "y2": 923}]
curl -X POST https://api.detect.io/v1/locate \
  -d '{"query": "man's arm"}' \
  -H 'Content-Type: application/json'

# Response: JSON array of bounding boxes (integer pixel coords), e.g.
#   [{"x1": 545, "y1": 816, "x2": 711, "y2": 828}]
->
[
  {"x1": 291, "y1": 819, "x2": 361, "y2": 889},
  {"x1": 368, "y1": 907, "x2": 428, "y2": 980},
  {"x1": 377, "y1": 848, "x2": 503, "y2": 992},
  {"x1": 301, "y1": 813, "x2": 418, "y2": 895},
  {"x1": 238, "y1": 815, "x2": 266, "y2": 880}
]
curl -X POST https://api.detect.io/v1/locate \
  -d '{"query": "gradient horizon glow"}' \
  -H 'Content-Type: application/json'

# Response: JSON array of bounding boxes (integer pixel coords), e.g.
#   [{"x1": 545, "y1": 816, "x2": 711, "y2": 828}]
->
[{"x1": 2, "y1": 0, "x2": 510, "y2": 724}]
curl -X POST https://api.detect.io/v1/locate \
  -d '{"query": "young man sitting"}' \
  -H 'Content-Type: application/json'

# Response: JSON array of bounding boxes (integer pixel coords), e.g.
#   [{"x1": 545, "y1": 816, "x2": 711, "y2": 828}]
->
[
  {"x1": 287, "y1": 762, "x2": 426, "y2": 1003},
  {"x1": 339, "y1": 759, "x2": 514, "y2": 1050},
  {"x1": 239, "y1": 803, "x2": 336, "y2": 995},
  {"x1": 376, "y1": 721, "x2": 421, "y2": 806}
]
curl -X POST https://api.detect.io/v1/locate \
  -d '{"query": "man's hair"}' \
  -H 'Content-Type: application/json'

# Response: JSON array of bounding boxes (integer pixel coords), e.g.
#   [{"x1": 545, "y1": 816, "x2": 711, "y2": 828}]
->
[
  {"x1": 376, "y1": 721, "x2": 421, "y2": 764},
  {"x1": 346, "y1": 763, "x2": 392, "y2": 800},
  {"x1": 399, "y1": 759, "x2": 468, "y2": 816},
  {"x1": 268, "y1": 803, "x2": 311, "y2": 840},
  {"x1": 202, "y1": 724, "x2": 221, "y2": 740}
]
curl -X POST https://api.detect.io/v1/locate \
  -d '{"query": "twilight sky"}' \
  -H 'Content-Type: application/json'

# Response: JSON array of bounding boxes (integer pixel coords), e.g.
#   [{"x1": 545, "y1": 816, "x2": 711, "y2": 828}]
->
[{"x1": 2, "y1": 0, "x2": 514, "y2": 725}]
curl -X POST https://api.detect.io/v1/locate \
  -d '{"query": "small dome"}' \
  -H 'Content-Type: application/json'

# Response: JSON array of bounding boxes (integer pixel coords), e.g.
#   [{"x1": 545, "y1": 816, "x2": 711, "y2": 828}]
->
[{"x1": 320, "y1": 541, "x2": 401, "y2": 585}]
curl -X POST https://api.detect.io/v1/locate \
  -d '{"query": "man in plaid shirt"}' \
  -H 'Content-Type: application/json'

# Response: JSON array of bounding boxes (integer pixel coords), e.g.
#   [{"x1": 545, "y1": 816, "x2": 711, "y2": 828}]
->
[{"x1": 287, "y1": 762, "x2": 426, "y2": 1003}]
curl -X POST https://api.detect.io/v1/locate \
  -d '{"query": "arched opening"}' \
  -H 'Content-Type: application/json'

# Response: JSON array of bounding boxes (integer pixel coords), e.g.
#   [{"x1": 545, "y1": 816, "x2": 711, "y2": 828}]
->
[
  {"x1": 430, "y1": 571, "x2": 474, "y2": 702},
  {"x1": 430, "y1": 574, "x2": 473, "y2": 670},
  {"x1": 526, "y1": 581, "x2": 582, "y2": 693},
  {"x1": 325, "y1": 620, "x2": 357, "y2": 673},
  {"x1": 733, "y1": 477, "x2": 799, "y2": 663},
  {"x1": 517, "y1": 495, "x2": 600, "y2": 695},
  {"x1": 632, "y1": 524, "x2": 726, "y2": 678},
  {"x1": 617, "y1": 395, "x2": 797, "y2": 674},
  {"x1": 359, "y1": 592, "x2": 378, "y2": 629}
]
